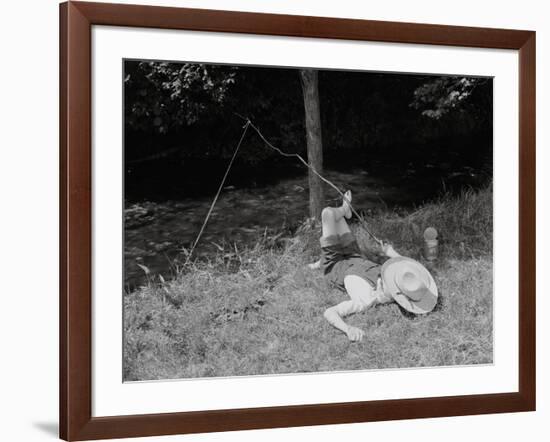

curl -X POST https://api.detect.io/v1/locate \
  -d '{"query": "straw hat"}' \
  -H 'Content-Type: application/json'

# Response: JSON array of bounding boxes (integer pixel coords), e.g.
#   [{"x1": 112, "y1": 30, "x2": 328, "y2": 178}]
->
[{"x1": 381, "y1": 257, "x2": 438, "y2": 314}]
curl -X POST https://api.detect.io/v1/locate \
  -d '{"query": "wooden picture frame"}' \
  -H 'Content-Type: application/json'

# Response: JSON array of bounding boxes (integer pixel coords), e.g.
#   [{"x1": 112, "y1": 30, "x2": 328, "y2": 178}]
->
[{"x1": 59, "y1": 1, "x2": 536, "y2": 440}]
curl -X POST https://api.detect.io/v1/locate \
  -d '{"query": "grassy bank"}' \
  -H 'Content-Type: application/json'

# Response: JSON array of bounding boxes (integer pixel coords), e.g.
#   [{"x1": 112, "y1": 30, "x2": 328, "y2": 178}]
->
[{"x1": 124, "y1": 185, "x2": 493, "y2": 381}]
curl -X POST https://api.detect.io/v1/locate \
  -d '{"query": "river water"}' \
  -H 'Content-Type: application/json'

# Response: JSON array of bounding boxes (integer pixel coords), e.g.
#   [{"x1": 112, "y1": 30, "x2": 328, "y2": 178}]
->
[{"x1": 124, "y1": 168, "x2": 475, "y2": 290}]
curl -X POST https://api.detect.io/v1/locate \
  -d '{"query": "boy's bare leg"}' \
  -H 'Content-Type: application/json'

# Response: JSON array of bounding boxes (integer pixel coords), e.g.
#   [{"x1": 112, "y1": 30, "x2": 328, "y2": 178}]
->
[
  {"x1": 334, "y1": 217, "x2": 352, "y2": 236},
  {"x1": 321, "y1": 190, "x2": 352, "y2": 237},
  {"x1": 309, "y1": 191, "x2": 353, "y2": 270}
]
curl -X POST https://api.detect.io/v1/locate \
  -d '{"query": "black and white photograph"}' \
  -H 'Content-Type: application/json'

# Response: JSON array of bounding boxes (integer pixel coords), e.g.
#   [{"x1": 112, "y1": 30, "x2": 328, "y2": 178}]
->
[{"x1": 123, "y1": 59, "x2": 493, "y2": 382}]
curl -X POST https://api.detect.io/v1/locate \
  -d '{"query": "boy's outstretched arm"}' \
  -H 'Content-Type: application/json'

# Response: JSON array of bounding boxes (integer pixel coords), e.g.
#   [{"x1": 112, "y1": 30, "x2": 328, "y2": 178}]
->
[{"x1": 324, "y1": 301, "x2": 366, "y2": 342}]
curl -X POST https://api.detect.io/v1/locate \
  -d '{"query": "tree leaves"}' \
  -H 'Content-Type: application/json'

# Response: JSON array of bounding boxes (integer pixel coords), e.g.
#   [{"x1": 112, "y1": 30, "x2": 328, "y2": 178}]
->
[
  {"x1": 125, "y1": 61, "x2": 237, "y2": 133},
  {"x1": 410, "y1": 77, "x2": 489, "y2": 120}
]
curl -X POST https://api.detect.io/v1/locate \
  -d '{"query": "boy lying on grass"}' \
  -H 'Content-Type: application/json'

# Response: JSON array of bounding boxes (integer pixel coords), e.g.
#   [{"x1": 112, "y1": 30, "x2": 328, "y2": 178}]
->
[{"x1": 308, "y1": 191, "x2": 438, "y2": 342}]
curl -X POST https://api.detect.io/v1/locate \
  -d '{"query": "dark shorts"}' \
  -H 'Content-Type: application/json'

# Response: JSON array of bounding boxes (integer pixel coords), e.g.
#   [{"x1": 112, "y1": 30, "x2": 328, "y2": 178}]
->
[{"x1": 324, "y1": 257, "x2": 381, "y2": 292}]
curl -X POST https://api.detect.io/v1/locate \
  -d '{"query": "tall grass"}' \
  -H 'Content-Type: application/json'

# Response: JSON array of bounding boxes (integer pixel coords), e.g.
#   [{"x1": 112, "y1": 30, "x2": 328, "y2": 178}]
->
[
  {"x1": 124, "y1": 185, "x2": 493, "y2": 381},
  {"x1": 354, "y1": 183, "x2": 493, "y2": 260}
]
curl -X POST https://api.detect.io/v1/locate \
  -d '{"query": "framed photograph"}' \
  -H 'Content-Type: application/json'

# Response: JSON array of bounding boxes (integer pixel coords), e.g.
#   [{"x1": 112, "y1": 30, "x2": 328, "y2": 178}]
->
[{"x1": 60, "y1": 1, "x2": 536, "y2": 440}]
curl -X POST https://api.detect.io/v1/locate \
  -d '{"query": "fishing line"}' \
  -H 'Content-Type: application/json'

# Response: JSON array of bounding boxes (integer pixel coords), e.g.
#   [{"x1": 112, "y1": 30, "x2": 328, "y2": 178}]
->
[
  {"x1": 184, "y1": 120, "x2": 250, "y2": 264},
  {"x1": 185, "y1": 118, "x2": 383, "y2": 264},
  {"x1": 246, "y1": 119, "x2": 382, "y2": 245}
]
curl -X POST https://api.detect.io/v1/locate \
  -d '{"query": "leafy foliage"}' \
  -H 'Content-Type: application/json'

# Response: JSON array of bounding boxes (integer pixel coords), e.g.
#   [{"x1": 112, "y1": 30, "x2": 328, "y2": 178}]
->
[
  {"x1": 124, "y1": 61, "x2": 493, "y2": 201},
  {"x1": 125, "y1": 61, "x2": 305, "y2": 165},
  {"x1": 411, "y1": 77, "x2": 490, "y2": 120},
  {"x1": 125, "y1": 61, "x2": 237, "y2": 133}
]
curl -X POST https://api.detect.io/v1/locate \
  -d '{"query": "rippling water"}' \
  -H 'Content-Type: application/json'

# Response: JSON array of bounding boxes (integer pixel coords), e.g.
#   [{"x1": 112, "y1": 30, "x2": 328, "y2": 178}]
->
[{"x1": 124, "y1": 168, "x2": 477, "y2": 290}]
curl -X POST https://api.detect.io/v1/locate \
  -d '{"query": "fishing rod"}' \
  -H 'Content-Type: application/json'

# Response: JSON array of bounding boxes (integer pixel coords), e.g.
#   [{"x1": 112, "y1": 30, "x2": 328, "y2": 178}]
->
[{"x1": 185, "y1": 117, "x2": 383, "y2": 264}]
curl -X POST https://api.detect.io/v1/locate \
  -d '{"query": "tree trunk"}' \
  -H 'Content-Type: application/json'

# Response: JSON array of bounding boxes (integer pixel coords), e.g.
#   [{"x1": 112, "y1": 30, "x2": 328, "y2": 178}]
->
[{"x1": 299, "y1": 69, "x2": 324, "y2": 220}]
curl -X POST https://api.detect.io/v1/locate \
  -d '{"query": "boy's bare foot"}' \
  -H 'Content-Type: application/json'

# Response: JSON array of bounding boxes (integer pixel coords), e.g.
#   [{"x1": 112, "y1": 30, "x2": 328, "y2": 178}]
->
[
  {"x1": 308, "y1": 260, "x2": 321, "y2": 270},
  {"x1": 342, "y1": 190, "x2": 352, "y2": 219}
]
